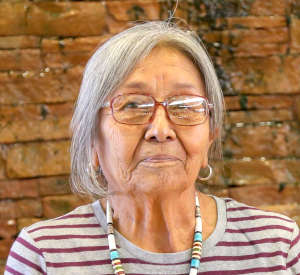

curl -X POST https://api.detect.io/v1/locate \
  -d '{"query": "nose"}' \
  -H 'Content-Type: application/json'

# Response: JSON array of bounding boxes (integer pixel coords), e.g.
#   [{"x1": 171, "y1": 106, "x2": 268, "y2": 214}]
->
[{"x1": 144, "y1": 105, "x2": 176, "y2": 142}]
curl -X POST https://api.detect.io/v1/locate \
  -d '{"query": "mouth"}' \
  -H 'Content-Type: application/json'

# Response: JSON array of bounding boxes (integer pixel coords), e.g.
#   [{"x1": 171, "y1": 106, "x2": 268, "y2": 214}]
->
[
  {"x1": 143, "y1": 155, "x2": 180, "y2": 162},
  {"x1": 140, "y1": 155, "x2": 182, "y2": 168}
]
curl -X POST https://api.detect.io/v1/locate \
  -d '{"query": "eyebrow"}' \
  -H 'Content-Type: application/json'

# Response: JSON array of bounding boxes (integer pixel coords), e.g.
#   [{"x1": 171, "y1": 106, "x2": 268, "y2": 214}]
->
[
  {"x1": 123, "y1": 81, "x2": 150, "y2": 90},
  {"x1": 122, "y1": 81, "x2": 199, "y2": 91},
  {"x1": 172, "y1": 83, "x2": 199, "y2": 90}
]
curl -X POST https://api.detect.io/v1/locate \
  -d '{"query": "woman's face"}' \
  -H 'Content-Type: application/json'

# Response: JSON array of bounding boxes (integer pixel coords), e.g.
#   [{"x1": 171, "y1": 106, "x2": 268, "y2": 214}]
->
[{"x1": 95, "y1": 47, "x2": 213, "y2": 196}]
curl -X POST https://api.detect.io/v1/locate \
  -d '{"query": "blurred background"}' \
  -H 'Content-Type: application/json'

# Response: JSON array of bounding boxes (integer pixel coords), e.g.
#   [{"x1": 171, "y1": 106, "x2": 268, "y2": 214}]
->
[{"x1": 0, "y1": 0, "x2": 300, "y2": 271}]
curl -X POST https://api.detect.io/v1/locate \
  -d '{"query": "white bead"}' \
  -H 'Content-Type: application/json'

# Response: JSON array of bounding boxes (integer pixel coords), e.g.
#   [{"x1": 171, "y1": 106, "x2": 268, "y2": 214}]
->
[
  {"x1": 105, "y1": 193, "x2": 203, "y2": 275},
  {"x1": 108, "y1": 234, "x2": 116, "y2": 250},
  {"x1": 106, "y1": 200, "x2": 113, "y2": 223},
  {"x1": 195, "y1": 194, "x2": 200, "y2": 207},
  {"x1": 195, "y1": 217, "x2": 202, "y2": 232},
  {"x1": 189, "y1": 267, "x2": 198, "y2": 275}
]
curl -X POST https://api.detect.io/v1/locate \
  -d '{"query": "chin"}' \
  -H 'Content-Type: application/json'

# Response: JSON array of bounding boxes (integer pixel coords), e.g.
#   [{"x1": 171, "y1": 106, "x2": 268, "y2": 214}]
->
[{"x1": 130, "y1": 169, "x2": 191, "y2": 195}]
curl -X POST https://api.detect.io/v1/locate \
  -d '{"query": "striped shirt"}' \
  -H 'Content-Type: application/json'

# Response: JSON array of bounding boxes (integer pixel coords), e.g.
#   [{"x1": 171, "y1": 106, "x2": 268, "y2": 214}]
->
[{"x1": 5, "y1": 196, "x2": 300, "y2": 274}]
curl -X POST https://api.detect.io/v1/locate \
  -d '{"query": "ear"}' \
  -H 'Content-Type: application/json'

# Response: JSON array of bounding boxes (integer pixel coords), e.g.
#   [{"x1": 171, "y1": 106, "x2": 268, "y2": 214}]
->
[
  {"x1": 91, "y1": 140, "x2": 100, "y2": 169},
  {"x1": 209, "y1": 127, "x2": 219, "y2": 144},
  {"x1": 92, "y1": 150, "x2": 100, "y2": 168}
]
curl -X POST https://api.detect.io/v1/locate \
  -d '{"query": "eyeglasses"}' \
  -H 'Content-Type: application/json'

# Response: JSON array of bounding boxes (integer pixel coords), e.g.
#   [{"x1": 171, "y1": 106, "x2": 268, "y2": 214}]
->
[{"x1": 103, "y1": 94, "x2": 213, "y2": 126}]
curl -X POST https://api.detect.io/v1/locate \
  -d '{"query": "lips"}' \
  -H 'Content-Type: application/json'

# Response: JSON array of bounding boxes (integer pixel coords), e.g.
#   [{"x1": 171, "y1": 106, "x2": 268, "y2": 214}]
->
[{"x1": 143, "y1": 155, "x2": 180, "y2": 162}]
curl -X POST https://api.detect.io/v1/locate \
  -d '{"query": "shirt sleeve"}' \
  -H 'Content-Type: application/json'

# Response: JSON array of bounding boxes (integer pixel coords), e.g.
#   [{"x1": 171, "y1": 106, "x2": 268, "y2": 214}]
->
[
  {"x1": 4, "y1": 228, "x2": 47, "y2": 275},
  {"x1": 286, "y1": 222, "x2": 300, "y2": 274}
]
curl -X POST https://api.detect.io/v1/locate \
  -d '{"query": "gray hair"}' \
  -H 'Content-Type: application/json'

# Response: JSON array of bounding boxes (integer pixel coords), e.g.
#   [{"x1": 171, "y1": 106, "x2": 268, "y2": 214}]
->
[{"x1": 70, "y1": 21, "x2": 225, "y2": 198}]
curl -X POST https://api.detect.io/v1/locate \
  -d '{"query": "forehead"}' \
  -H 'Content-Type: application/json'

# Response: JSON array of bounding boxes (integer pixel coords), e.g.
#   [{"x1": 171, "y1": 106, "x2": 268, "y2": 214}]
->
[{"x1": 112, "y1": 46, "x2": 206, "y2": 98}]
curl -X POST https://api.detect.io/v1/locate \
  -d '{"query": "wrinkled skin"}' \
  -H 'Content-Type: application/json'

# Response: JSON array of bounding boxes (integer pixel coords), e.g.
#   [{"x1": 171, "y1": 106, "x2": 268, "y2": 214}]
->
[{"x1": 93, "y1": 47, "x2": 217, "y2": 252}]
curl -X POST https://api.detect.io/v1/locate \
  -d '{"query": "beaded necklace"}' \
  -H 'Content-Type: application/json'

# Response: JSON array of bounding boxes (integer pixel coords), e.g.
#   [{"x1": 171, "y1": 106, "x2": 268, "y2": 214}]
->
[{"x1": 106, "y1": 194, "x2": 203, "y2": 275}]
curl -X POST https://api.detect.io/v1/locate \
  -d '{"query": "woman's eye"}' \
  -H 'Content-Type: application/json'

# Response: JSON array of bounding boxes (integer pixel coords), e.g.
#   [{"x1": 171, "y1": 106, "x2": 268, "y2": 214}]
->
[
  {"x1": 124, "y1": 102, "x2": 139, "y2": 109},
  {"x1": 176, "y1": 104, "x2": 189, "y2": 109}
]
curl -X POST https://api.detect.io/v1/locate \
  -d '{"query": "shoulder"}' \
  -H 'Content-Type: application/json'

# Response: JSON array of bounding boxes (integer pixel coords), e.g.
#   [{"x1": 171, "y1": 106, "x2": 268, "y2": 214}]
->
[
  {"x1": 5, "y1": 202, "x2": 109, "y2": 274},
  {"x1": 25, "y1": 202, "x2": 104, "y2": 240},
  {"x1": 220, "y1": 197, "x2": 297, "y2": 240}
]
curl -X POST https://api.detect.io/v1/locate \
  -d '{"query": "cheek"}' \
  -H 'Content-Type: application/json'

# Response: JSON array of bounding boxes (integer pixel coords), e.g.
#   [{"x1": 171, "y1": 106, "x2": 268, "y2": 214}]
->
[
  {"x1": 181, "y1": 125, "x2": 211, "y2": 157},
  {"x1": 98, "y1": 118, "x2": 144, "y2": 170}
]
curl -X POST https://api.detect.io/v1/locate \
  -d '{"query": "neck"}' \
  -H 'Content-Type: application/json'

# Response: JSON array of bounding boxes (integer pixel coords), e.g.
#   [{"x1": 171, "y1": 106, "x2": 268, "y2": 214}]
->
[{"x1": 101, "y1": 188, "x2": 217, "y2": 253}]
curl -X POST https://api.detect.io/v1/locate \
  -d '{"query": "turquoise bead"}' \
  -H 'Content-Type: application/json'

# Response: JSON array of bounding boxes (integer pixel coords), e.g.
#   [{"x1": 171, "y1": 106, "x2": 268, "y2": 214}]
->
[
  {"x1": 110, "y1": 250, "x2": 119, "y2": 260},
  {"x1": 194, "y1": 232, "x2": 202, "y2": 241},
  {"x1": 191, "y1": 258, "x2": 200, "y2": 268}
]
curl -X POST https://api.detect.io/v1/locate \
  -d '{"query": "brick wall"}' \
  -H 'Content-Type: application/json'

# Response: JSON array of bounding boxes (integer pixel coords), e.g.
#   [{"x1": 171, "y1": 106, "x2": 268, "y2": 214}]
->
[{"x1": 0, "y1": 0, "x2": 300, "y2": 270}]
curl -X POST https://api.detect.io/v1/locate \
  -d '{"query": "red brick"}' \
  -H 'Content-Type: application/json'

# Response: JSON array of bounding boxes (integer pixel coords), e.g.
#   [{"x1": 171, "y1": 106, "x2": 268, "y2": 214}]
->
[
  {"x1": 42, "y1": 194, "x2": 91, "y2": 218},
  {"x1": 223, "y1": 56, "x2": 300, "y2": 94},
  {"x1": 207, "y1": 29, "x2": 288, "y2": 57},
  {"x1": 0, "y1": 261, "x2": 5, "y2": 273},
  {"x1": 0, "y1": 36, "x2": 39, "y2": 49},
  {"x1": 44, "y1": 51, "x2": 91, "y2": 69},
  {"x1": 247, "y1": 95, "x2": 294, "y2": 109},
  {"x1": 224, "y1": 95, "x2": 294, "y2": 111},
  {"x1": 226, "y1": 109, "x2": 293, "y2": 124},
  {"x1": 16, "y1": 199, "x2": 42, "y2": 218},
  {"x1": 0, "y1": 103, "x2": 73, "y2": 143},
  {"x1": 281, "y1": 55, "x2": 300, "y2": 93},
  {"x1": 293, "y1": 0, "x2": 300, "y2": 15},
  {"x1": 286, "y1": 122, "x2": 300, "y2": 157},
  {"x1": 202, "y1": 31, "x2": 222, "y2": 44},
  {"x1": 0, "y1": 49, "x2": 42, "y2": 70},
  {"x1": 275, "y1": 159, "x2": 300, "y2": 184},
  {"x1": 205, "y1": 28, "x2": 288, "y2": 45},
  {"x1": 223, "y1": 159, "x2": 300, "y2": 187},
  {"x1": 61, "y1": 66, "x2": 84, "y2": 98},
  {"x1": 229, "y1": 184, "x2": 300, "y2": 207},
  {"x1": 234, "y1": 43, "x2": 287, "y2": 57},
  {"x1": 0, "y1": 69, "x2": 77, "y2": 104},
  {"x1": 0, "y1": 148, "x2": 6, "y2": 180},
  {"x1": 0, "y1": 179, "x2": 38, "y2": 199},
  {"x1": 225, "y1": 96, "x2": 245, "y2": 111},
  {"x1": 27, "y1": 2, "x2": 106, "y2": 36},
  {"x1": 0, "y1": 200, "x2": 17, "y2": 220},
  {"x1": 0, "y1": 2, "x2": 27, "y2": 35},
  {"x1": 42, "y1": 36, "x2": 109, "y2": 53},
  {"x1": 224, "y1": 123, "x2": 291, "y2": 158},
  {"x1": 41, "y1": 38, "x2": 60, "y2": 53},
  {"x1": 39, "y1": 176, "x2": 71, "y2": 196},
  {"x1": 17, "y1": 217, "x2": 42, "y2": 231},
  {"x1": 226, "y1": 28, "x2": 288, "y2": 45},
  {"x1": 295, "y1": 96, "x2": 300, "y2": 122},
  {"x1": 290, "y1": 16, "x2": 300, "y2": 53},
  {"x1": 107, "y1": 0, "x2": 160, "y2": 21},
  {"x1": 261, "y1": 204, "x2": 300, "y2": 225},
  {"x1": 0, "y1": 219, "x2": 17, "y2": 240},
  {"x1": 107, "y1": 17, "x2": 133, "y2": 34},
  {"x1": 222, "y1": 56, "x2": 280, "y2": 94},
  {"x1": 224, "y1": 160, "x2": 276, "y2": 186},
  {"x1": 251, "y1": 0, "x2": 291, "y2": 16},
  {"x1": 62, "y1": 36, "x2": 110, "y2": 53},
  {"x1": 226, "y1": 16, "x2": 287, "y2": 29},
  {"x1": 6, "y1": 141, "x2": 70, "y2": 178},
  {"x1": 0, "y1": 239, "x2": 13, "y2": 259}
]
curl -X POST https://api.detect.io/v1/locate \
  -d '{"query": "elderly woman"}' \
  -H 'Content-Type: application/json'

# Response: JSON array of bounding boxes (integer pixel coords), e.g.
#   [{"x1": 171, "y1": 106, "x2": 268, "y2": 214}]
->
[{"x1": 5, "y1": 21, "x2": 300, "y2": 275}]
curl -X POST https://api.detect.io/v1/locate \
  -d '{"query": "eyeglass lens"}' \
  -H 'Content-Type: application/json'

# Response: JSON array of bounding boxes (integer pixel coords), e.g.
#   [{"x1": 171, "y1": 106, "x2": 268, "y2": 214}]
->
[{"x1": 112, "y1": 94, "x2": 208, "y2": 125}]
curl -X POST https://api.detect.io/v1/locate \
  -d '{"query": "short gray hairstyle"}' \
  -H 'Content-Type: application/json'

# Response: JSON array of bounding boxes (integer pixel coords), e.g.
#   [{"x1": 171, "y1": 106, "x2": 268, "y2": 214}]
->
[{"x1": 70, "y1": 21, "x2": 224, "y2": 198}]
